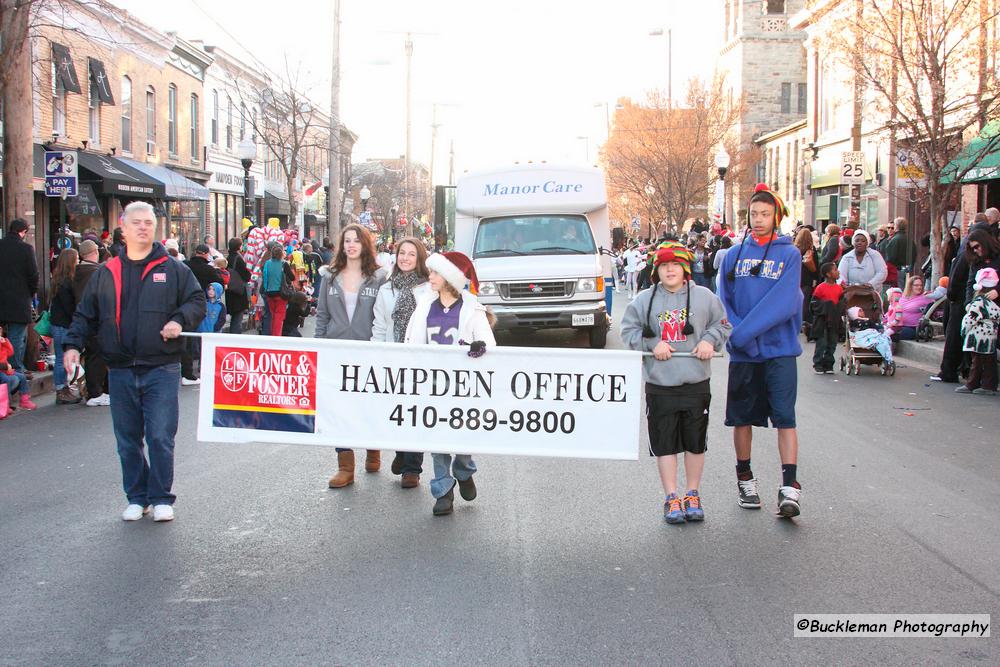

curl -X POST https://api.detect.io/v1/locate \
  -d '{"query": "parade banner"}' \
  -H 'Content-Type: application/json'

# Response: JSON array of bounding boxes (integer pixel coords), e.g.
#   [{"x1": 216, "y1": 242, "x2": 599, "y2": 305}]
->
[{"x1": 196, "y1": 333, "x2": 642, "y2": 460}]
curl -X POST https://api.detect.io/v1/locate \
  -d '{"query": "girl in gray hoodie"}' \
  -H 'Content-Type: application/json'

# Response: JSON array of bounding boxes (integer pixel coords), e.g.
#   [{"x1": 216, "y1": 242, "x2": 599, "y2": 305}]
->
[{"x1": 316, "y1": 224, "x2": 387, "y2": 488}]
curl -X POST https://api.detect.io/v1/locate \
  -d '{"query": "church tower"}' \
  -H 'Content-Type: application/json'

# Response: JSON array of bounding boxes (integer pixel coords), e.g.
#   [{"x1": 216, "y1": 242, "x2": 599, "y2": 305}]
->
[{"x1": 717, "y1": 0, "x2": 808, "y2": 218}]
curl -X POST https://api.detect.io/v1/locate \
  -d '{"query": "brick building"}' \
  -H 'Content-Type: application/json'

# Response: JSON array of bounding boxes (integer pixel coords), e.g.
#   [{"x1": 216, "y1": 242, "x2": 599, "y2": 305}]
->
[{"x1": 30, "y1": 2, "x2": 212, "y2": 265}]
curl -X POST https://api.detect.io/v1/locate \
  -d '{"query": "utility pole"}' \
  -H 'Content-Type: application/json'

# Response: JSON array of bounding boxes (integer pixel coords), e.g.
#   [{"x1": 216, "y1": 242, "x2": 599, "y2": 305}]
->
[
  {"x1": 404, "y1": 33, "x2": 413, "y2": 237},
  {"x1": 327, "y1": 0, "x2": 342, "y2": 240},
  {"x1": 448, "y1": 139, "x2": 455, "y2": 185},
  {"x1": 429, "y1": 104, "x2": 439, "y2": 223}
]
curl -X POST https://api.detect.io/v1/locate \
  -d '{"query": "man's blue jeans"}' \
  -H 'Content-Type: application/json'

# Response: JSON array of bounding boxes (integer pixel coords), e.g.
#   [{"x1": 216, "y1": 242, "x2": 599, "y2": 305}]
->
[
  {"x1": 108, "y1": 363, "x2": 181, "y2": 506},
  {"x1": 6, "y1": 322, "x2": 28, "y2": 372},
  {"x1": 430, "y1": 453, "x2": 476, "y2": 498}
]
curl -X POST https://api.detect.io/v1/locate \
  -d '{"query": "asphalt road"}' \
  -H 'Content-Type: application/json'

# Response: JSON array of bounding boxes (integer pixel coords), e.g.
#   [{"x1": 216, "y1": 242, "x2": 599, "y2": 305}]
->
[{"x1": 2, "y1": 292, "x2": 998, "y2": 665}]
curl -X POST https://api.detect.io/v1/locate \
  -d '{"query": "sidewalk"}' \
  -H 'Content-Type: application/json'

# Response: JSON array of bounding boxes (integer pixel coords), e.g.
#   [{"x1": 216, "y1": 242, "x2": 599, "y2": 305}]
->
[{"x1": 893, "y1": 339, "x2": 944, "y2": 373}]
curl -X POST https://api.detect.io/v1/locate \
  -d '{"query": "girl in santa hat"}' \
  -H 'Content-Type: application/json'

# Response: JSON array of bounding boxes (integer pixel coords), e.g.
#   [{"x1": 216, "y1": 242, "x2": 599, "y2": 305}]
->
[{"x1": 404, "y1": 251, "x2": 496, "y2": 516}]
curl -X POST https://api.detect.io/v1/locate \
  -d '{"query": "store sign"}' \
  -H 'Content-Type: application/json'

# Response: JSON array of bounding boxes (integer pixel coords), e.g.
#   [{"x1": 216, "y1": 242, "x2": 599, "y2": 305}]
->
[
  {"x1": 209, "y1": 163, "x2": 264, "y2": 196},
  {"x1": 895, "y1": 149, "x2": 927, "y2": 189}
]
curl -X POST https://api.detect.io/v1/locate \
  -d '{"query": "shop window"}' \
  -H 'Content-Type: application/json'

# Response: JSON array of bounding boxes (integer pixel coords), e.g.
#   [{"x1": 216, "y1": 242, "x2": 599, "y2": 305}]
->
[
  {"x1": 88, "y1": 74, "x2": 100, "y2": 145},
  {"x1": 168, "y1": 84, "x2": 178, "y2": 156},
  {"x1": 146, "y1": 86, "x2": 156, "y2": 155},
  {"x1": 191, "y1": 94, "x2": 199, "y2": 161},
  {"x1": 211, "y1": 90, "x2": 219, "y2": 145},
  {"x1": 52, "y1": 62, "x2": 67, "y2": 136},
  {"x1": 121, "y1": 76, "x2": 132, "y2": 153}
]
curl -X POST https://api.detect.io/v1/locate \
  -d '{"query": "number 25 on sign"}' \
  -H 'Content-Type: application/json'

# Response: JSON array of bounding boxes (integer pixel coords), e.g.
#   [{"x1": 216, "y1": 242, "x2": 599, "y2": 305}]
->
[{"x1": 841, "y1": 151, "x2": 865, "y2": 185}]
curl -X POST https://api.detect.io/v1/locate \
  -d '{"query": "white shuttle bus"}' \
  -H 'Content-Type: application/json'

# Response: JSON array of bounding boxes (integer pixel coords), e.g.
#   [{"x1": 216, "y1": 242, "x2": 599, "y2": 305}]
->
[{"x1": 454, "y1": 164, "x2": 611, "y2": 348}]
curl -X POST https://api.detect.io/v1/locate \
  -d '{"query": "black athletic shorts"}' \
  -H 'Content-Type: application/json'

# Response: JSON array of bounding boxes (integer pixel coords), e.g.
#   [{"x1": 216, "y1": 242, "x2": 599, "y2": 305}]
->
[{"x1": 645, "y1": 380, "x2": 711, "y2": 457}]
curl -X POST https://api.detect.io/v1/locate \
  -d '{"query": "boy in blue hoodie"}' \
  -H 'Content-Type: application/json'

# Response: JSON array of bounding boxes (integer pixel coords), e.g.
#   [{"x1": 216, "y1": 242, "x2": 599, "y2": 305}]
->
[
  {"x1": 717, "y1": 184, "x2": 803, "y2": 518},
  {"x1": 197, "y1": 282, "x2": 228, "y2": 334}
]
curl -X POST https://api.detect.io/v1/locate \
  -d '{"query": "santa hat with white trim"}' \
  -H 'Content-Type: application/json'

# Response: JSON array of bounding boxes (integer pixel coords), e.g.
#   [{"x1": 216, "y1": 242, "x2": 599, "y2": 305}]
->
[{"x1": 427, "y1": 251, "x2": 479, "y2": 295}]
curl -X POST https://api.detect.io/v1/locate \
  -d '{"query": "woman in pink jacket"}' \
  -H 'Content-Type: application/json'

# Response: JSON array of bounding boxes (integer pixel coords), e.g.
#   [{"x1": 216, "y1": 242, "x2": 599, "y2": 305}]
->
[{"x1": 890, "y1": 275, "x2": 946, "y2": 340}]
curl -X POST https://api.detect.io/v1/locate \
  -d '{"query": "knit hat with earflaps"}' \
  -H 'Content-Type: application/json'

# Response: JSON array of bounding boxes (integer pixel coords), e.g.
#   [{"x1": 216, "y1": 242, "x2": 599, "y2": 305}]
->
[
  {"x1": 747, "y1": 183, "x2": 789, "y2": 227},
  {"x1": 651, "y1": 241, "x2": 694, "y2": 276}
]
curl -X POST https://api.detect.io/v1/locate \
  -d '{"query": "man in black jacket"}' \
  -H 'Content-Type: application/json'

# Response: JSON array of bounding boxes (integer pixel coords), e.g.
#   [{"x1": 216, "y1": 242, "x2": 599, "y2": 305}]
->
[
  {"x1": 185, "y1": 243, "x2": 222, "y2": 289},
  {"x1": 181, "y1": 243, "x2": 221, "y2": 382},
  {"x1": 73, "y1": 240, "x2": 109, "y2": 404},
  {"x1": 0, "y1": 219, "x2": 40, "y2": 375},
  {"x1": 64, "y1": 202, "x2": 205, "y2": 523}
]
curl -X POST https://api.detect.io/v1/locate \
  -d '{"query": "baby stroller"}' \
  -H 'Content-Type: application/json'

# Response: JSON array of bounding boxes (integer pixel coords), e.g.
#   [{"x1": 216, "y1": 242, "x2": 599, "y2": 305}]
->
[
  {"x1": 839, "y1": 285, "x2": 896, "y2": 376},
  {"x1": 915, "y1": 294, "x2": 948, "y2": 342}
]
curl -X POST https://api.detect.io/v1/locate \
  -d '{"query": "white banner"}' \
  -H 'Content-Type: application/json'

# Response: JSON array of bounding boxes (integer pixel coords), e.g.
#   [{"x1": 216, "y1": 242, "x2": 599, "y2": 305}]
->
[{"x1": 196, "y1": 333, "x2": 642, "y2": 460}]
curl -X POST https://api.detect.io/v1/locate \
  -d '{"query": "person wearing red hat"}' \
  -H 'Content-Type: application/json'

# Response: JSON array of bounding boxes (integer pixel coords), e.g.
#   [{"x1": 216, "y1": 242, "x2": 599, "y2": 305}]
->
[
  {"x1": 405, "y1": 251, "x2": 496, "y2": 516},
  {"x1": 717, "y1": 184, "x2": 804, "y2": 519},
  {"x1": 621, "y1": 242, "x2": 731, "y2": 524}
]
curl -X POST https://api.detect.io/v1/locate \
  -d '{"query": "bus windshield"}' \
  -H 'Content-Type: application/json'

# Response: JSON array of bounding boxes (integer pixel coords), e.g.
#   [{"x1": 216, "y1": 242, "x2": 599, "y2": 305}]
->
[{"x1": 473, "y1": 215, "x2": 595, "y2": 258}]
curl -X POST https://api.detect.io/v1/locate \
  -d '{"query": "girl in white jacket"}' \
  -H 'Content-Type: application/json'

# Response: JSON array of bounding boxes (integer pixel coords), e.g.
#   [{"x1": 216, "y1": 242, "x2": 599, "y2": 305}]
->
[
  {"x1": 371, "y1": 238, "x2": 432, "y2": 487},
  {"x1": 404, "y1": 251, "x2": 496, "y2": 516}
]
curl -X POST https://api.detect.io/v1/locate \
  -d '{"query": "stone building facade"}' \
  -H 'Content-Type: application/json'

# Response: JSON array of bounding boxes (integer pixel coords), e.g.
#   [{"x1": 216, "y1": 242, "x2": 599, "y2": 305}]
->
[{"x1": 716, "y1": 0, "x2": 808, "y2": 226}]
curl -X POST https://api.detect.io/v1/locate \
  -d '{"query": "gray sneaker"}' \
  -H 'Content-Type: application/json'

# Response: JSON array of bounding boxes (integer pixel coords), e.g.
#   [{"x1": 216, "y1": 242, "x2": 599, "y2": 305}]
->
[
  {"x1": 972, "y1": 388, "x2": 998, "y2": 396},
  {"x1": 955, "y1": 386, "x2": 972, "y2": 394}
]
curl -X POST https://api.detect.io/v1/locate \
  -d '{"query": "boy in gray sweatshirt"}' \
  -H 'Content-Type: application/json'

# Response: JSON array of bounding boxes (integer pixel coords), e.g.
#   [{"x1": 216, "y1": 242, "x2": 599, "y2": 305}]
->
[{"x1": 620, "y1": 242, "x2": 732, "y2": 524}]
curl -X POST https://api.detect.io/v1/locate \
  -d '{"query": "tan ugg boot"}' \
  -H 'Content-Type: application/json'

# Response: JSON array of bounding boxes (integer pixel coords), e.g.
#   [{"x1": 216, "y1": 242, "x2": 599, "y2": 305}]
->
[
  {"x1": 328, "y1": 450, "x2": 355, "y2": 488},
  {"x1": 364, "y1": 449, "x2": 381, "y2": 473}
]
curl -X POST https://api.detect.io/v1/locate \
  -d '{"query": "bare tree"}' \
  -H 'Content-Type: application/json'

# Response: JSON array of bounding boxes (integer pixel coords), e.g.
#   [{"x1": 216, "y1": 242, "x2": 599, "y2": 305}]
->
[
  {"x1": 231, "y1": 61, "x2": 329, "y2": 228},
  {"x1": 601, "y1": 77, "x2": 743, "y2": 238},
  {"x1": 829, "y1": 0, "x2": 1000, "y2": 280}
]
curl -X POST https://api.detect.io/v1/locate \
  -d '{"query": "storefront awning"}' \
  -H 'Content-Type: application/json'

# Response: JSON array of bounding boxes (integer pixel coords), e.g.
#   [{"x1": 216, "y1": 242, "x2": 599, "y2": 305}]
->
[
  {"x1": 265, "y1": 190, "x2": 290, "y2": 216},
  {"x1": 941, "y1": 121, "x2": 1000, "y2": 184},
  {"x1": 75, "y1": 151, "x2": 165, "y2": 198},
  {"x1": 119, "y1": 158, "x2": 209, "y2": 201}
]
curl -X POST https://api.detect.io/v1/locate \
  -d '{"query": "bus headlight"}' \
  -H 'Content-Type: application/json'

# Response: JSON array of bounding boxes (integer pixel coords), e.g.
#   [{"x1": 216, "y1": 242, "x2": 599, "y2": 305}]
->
[
  {"x1": 478, "y1": 281, "x2": 498, "y2": 296},
  {"x1": 576, "y1": 277, "x2": 600, "y2": 293}
]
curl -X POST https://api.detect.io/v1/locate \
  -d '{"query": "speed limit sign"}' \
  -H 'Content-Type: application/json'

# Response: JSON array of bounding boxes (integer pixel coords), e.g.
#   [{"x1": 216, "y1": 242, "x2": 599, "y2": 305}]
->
[{"x1": 841, "y1": 151, "x2": 865, "y2": 185}]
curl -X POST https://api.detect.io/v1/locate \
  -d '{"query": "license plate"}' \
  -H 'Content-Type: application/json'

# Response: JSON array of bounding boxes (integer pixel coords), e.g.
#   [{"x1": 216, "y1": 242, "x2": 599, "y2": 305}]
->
[{"x1": 572, "y1": 313, "x2": 595, "y2": 326}]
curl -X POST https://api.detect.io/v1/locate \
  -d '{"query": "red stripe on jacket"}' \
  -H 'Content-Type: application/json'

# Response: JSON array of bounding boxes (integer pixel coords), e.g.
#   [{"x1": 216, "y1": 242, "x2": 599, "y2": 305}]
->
[{"x1": 104, "y1": 255, "x2": 170, "y2": 330}]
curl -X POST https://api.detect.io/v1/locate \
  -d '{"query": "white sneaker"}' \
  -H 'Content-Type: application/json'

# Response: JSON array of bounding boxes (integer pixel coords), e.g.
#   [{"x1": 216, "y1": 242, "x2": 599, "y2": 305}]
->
[
  {"x1": 152, "y1": 504, "x2": 175, "y2": 522},
  {"x1": 777, "y1": 485, "x2": 802, "y2": 518},
  {"x1": 86, "y1": 393, "x2": 111, "y2": 407},
  {"x1": 122, "y1": 504, "x2": 150, "y2": 521},
  {"x1": 181, "y1": 377, "x2": 200, "y2": 386}
]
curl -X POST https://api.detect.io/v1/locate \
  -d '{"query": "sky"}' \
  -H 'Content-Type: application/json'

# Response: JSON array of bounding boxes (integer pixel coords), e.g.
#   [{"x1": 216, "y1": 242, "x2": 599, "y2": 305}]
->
[{"x1": 110, "y1": 0, "x2": 722, "y2": 183}]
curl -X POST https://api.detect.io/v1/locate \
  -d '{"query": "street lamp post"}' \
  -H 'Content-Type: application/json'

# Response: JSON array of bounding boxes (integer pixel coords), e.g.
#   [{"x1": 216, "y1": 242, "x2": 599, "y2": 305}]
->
[
  {"x1": 649, "y1": 28, "x2": 672, "y2": 108},
  {"x1": 715, "y1": 147, "x2": 731, "y2": 229},
  {"x1": 360, "y1": 185, "x2": 371, "y2": 212},
  {"x1": 576, "y1": 135, "x2": 590, "y2": 164},
  {"x1": 237, "y1": 138, "x2": 257, "y2": 226}
]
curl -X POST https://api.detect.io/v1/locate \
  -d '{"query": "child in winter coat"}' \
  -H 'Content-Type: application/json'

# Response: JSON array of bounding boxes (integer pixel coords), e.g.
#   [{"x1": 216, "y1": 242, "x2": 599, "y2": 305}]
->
[
  {"x1": 809, "y1": 262, "x2": 844, "y2": 374},
  {"x1": 197, "y1": 282, "x2": 228, "y2": 333},
  {"x1": 404, "y1": 251, "x2": 496, "y2": 517},
  {"x1": 281, "y1": 291, "x2": 308, "y2": 337},
  {"x1": 957, "y1": 267, "x2": 1000, "y2": 395},
  {"x1": 620, "y1": 242, "x2": 732, "y2": 524},
  {"x1": 0, "y1": 323, "x2": 37, "y2": 416}
]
